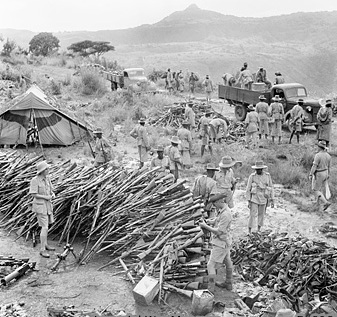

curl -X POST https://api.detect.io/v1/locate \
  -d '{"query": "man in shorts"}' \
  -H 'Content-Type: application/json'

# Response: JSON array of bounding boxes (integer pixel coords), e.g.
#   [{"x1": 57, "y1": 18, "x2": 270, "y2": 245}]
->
[
  {"x1": 199, "y1": 193, "x2": 233, "y2": 292},
  {"x1": 29, "y1": 161, "x2": 55, "y2": 258}
]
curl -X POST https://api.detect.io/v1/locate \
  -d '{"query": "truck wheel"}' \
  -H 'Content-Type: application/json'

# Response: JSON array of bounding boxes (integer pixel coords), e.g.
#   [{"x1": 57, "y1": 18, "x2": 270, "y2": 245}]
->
[{"x1": 235, "y1": 104, "x2": 247, "y2": 121}]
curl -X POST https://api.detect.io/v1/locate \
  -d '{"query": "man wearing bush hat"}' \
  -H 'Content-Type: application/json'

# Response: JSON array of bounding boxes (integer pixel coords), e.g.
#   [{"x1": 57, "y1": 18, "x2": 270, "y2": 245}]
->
[
  {"x1": 184, "y1": 102, "x2": 196, "y2": 139},
  {"x1": 29, "y1": 161, "x2": 55, "y2": 258},
  {"x1": 150, "y1": 145, "x2": 170, "y2": 172},
  {"x1": 164, "y1": 136, "x2": 182, "y2": 182},
  {"x1": 192, "y1": 163, "x2": 219, "y2": 215},
  {"x1": 93, "y1": 127, "x2": 112, "y2": 167},
  {"x1": 309, "y1": 140, "x2": 331, "y2": 212},
  {"x1": 199, "y1": 111, "x2": 213, "y2": 157},
  {"x1": 246, "y1": 160, "x2": 274, "y2": 234},
  {"x1": 255, "y1": 95, "x2": 269, "y2": 140},
  {"x1": 130, "y1": 118, "x2": 150, "y2": 169},
  {"x1": 199, "y1": 192, "x2": 233, "y2": 292}
]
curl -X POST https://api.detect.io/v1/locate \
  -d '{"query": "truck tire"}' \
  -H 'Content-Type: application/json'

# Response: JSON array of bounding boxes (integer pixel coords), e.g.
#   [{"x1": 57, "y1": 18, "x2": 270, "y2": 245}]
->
[{"x1": 235, "y1": 104, "x2": 247, "y2": 121}]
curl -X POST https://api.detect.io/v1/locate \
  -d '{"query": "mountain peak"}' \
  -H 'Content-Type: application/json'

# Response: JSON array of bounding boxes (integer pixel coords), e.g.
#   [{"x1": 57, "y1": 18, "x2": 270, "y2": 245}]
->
[{"x1": 185, "y1": 4, "x2": 200, "y2": 11}]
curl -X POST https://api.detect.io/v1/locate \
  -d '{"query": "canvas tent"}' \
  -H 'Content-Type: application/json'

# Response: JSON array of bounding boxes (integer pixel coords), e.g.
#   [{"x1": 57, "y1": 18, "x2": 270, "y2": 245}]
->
[{"x1": 0, "y1": 85, "x2": 90, "y2": 146}]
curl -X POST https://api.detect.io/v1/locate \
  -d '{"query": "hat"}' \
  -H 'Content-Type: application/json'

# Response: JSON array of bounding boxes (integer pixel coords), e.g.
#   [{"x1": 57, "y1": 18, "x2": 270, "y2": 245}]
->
[
  {"x1": 182, "y1": 120, "x2": 190, "y2": 126},
  {"x1": 298, "y1": 98, "x2": 304, "y2": 104},
  {"x1": 259, "y1": 66, "x2": 263, "y2": 69},
  {"x1": 244, "y1": 62, "x2": 248, "y2": 66},
  {"x1": 275, "y1": 71, "x2": 282, "y2": 76},
  {"x1": 206, "y1": 163, "x2": 220, "y2": 171},
  {"x1": 36, "y1": 161, "x2": 50, "y2": 175},
  {"x1": 188, "y1": 102, "x2": 194, "y2": 107},
  {"x1": 247, "y1": 104, "x2": 255, "y2": 111},
  {"x1": 219, "y1": 156, "x2": 237, "y2": 168},
  {"x1": 170, "y1": 136, "x2": 181, "y2": 144},
  {"x1": 275, "y1": 309, "x2": 296, "y2": 317},
  {"x1": 251, "y1": 160, "x2": 267, "y2": 169},
  {"x1": 206, "y1": 111, "x2": 213, "y2": 116},
  {"x1": 93, "y1": 127, "x2": 103, "y2": 134},
  {"x1": 317, "y1": 140, "x2": 327, "y2": 149},
  {"x1": 325, "y1": 99, "x2": 332, "y2": 107},
  {"x1": 155, "y1": 145, "x2": 165, "y2": 152},
  {"x1": 139, "y1": 118, "x2": 146, "y2": 123},
  {"x1": 272, "y1": 95, "x2": 280, "y2": 101},
  {"x1": 208, "y1": 192, "x2": 227, "y2": 203},
  {"x1": 259, "y1": 95, "x2": 266, "y2": 100}
]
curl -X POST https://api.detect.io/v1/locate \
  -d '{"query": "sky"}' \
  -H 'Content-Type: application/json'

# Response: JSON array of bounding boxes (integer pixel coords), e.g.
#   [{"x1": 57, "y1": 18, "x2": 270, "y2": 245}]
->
[{"x1": 1, "y1": 0, "x2": 337, "y2": 32}]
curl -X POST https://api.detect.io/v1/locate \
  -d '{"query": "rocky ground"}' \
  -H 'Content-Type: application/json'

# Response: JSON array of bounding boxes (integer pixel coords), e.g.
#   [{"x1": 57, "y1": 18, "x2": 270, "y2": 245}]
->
[{"x1": 1, "y1": 98, "x2": 337, "y2": 316}]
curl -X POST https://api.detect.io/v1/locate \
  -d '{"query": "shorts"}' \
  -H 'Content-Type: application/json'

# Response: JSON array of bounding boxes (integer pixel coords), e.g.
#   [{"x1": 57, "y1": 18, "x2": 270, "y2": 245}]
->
[
  {"x1": 209, "y1": 245, "x2": 230, "y2": 263},
  {"x1": 36, "y1": 213, "x2": 54, "y2": 228}
]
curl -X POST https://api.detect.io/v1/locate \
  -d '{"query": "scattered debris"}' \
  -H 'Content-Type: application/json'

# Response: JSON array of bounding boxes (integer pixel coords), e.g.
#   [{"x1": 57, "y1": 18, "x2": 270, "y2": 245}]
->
[
  {"x1": 47, "y1": 306, "x2": 113, "y2": 317},
  {"x1": 0, "y1": 302, "x2": 28, "y2": 317}
]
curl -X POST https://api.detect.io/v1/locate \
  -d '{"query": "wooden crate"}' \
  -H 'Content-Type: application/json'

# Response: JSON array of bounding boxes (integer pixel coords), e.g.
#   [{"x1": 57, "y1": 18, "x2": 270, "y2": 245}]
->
[{"x1": 132, "y1": 275, "x2": 159, "y2": 306}]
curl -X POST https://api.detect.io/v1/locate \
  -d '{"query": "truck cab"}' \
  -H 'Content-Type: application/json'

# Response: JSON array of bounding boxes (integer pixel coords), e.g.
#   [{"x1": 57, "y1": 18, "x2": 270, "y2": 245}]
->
[{"x1": 271, "y1": 83, "x2": 321, "y2": 127}]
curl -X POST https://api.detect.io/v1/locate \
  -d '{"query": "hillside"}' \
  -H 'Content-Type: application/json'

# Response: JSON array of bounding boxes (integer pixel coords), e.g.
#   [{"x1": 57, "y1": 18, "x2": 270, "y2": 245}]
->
[{"x1": 1, "y1": 5, "x2": 337, "y2": 95}]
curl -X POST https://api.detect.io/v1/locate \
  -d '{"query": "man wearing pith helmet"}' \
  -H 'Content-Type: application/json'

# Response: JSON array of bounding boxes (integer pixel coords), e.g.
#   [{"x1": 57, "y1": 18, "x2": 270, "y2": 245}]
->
[
  {"x1": 130, "y1": 118, "x2": 150, "y2": 169},
  {"x1": 246, "y1": 160, "x2": 274, "y2": 234},
  {"x1": 29, "y1": 161, "x2": 56, "y2": 258}
]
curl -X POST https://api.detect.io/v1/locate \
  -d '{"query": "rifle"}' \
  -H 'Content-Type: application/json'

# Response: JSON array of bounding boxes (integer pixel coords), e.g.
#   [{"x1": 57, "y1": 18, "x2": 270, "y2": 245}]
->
[{"x1": 0, "y1": 257, "x2": 29, "y2": 267}]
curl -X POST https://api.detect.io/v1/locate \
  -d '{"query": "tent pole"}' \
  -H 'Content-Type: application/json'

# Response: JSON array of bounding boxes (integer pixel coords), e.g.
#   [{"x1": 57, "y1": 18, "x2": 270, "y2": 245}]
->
[{"x1": 32, "y1": 109, "x2": 45, "y2": 159}]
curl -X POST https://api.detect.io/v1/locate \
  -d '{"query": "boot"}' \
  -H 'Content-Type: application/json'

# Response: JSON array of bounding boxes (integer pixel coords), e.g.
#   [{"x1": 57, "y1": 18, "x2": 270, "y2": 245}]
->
[
  {"x1": 224, "y1": 269, "x2": 233, "y2": 291},
  {"x1": 207, "y1": 274, "x2": 216, "y2": 293}
]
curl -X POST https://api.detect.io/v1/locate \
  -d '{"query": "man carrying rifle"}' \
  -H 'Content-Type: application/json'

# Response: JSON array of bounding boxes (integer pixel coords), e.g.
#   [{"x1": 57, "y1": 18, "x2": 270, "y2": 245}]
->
[
  {"x1": 130, "y1": 118, "x2": 150, "y2": 169},
  {"x1": 93, "y1": 127, "x2": 112, "y2": 167},
  {"x1": 192, "y1": 163, "x2": 219, "y2": 216},
  {"x1": 29, "y1": 161, "x2": 55, "y2": 258},
  {"x1": 199, "y1": 192, "x2": 233, "y2": 293}
]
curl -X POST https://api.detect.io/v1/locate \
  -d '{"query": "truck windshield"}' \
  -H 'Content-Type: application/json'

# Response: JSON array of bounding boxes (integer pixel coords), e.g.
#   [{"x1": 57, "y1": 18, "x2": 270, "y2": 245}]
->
[
  {"x1": 285, "y1": 87, "x2": 307, "y2": 98},
  {"x1": 126, "y1": 70, "x2": 145, "y2": 77}
]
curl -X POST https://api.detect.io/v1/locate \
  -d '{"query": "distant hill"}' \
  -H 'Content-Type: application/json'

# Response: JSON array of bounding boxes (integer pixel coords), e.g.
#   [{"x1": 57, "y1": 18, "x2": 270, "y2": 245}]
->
[{"x1": 1, "y1": 5, "x2": 337, "y2": 95}]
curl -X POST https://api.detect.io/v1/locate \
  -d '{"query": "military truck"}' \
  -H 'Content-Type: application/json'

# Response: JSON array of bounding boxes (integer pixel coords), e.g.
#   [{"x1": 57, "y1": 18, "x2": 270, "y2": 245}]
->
[
  {"x1": 218, "y1": 83, "x2": 321, "y2": 130},
  {"x1": 102, "y1": 68, "x2": 156, "y2": 93}
]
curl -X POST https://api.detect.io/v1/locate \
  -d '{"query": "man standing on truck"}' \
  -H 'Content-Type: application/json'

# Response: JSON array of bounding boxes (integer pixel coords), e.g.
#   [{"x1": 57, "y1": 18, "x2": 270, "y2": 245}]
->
[
  {"x1": 274, "y1": 72, "x2": 285, "y2": 85},
  {"x1": 270, "y1": 95, "x2": 284, "y2": 144},
  {"x1": 130, "y1": 118, "x2": 150, "y2": 169},
  {"x1": 203, "y1": 75, "x2": 213, "y2": 105},
  {"x1": 256, "y1": 67, "x2": 272, "y2": 89},
  {"x1": 256, "y1": 95, "x2": 270, "y2": 140},
  {"x1": 289, "y1": 99, "x2": 305, "y2": 144},
  {"x1": 317, "y1": 99, "x2": 333, "y2": 148},
  {"x1": 238, "y1": 67, "x2": 254, "y2": 90}
]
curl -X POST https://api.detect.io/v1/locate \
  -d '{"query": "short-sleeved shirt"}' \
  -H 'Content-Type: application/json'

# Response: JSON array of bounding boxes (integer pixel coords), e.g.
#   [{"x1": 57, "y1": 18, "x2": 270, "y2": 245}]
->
[
  {"x1": 270, "y1": 102, "x2": 284, "y2": 120},
  {"x1": 310, "y1": 151, "x2": 331, "y2": 174},
  {"x1": 130, "y1": 125, "x2": 149, "y2": 147},
  {"x1": 94, "y1": 138, "x2": 111, "y2": 163},
  {"x1": 245, "y1": 111, "x2": 259, "y2": 133},
  {"x1": 150, "y1": 156, "x2": 170, "y2": 171},
  {"x1": 246, "y1": 171, "x2": 274, "y2": 205},
  {"x1": 29, "y1": 175, "x2": 53, "y2": 215},
  {"x1": 216, "y1": 168, "x2": 235, "y2": 190},
  {"x1": 256, "y1": 102, "x2": 269, "y2": 120},
  {"x1": 185, "y1": 107, "x2": 196, "y2": 127},
  {"x1": 211, "y1": 206, "x2": 232, "y2": 248},
  {"x1": 192, "y1": 175, "x2": 218, "y2": 201},
  {"x1": 199, "y1": 116, "x2": 210, "y2": 136},
  {"x1": 177, "y1": 127, "x2": 192, "y2": 150},
  {"x1": 164, "y1": 145, "x2": 181, "y2": 170}
]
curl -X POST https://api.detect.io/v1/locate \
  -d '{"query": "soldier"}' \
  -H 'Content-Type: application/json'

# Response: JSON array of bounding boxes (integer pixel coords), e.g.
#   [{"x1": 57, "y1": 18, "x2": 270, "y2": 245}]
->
[
  {"x1": 93, "y1": 127, "x2": 112, "y2": 167},
  {"x1": 246, "y1": 161, "x2": 274, "y2": 234},
  {"x1": 222, "y1": 73, "x2": 236, "y2": 86},
  {"x1": 189, "y1": 72, "x2": 198, "y2": 95},
  {"x1": 309, "y1": 141, "x2": 331, "y2": 212},
  {"x1": 255, "y1": 95, "x2": 269, "y2": 139},
  {"x1": 164, "y1": 136, "x2": 182, "y2": 182},
  {"x1": 185, "y1": 102, "x2": 196, "y2": 139},
  {"x1": 192, "y1": 163, "x2": 219, "y2": 216},
  {"x1": 150, "y1": 145, "x2": 170, "y2": 172},
  {"x1": 274, "y1": 72, "x2": 285, "y2": 85},
  {"x1": 289, "y1": 99, "x2": 305, "y2": 144},
  {"x1": 238, "y1": 67, "x2": 253, "y2": 90},
  {"x1": 270, "y1": 95, "x2": 284, "y2": 144},
  {"x1": 29, "y1": 161, "x2": 56, "y2": 258},
  {"x1": 216, "y1": 156, "x2": 240, "y2": 209},
  {"x1": 209, "y1": 116, "x2": 228, "y2": 144},
  {"x1": 245, "y1": 105, "x2": 259, "y2": 149},
  {"x1": 202, "y1": 75, "x2": 213, "y2": 105},
  {"x1": 317, "y1": 99, "x2": 333, "y2": 148},
  {"x1": 166, "y1": 68, "x2": 174, "y2": 93},
  {"x1": 177, "y1": 121, "x2": 192, "y2": 169},
  {"x1": 256, "y1": 67, "x2": 272, "y2": 89},
  {"x1": 199, "y1": 111, "x2": 213, "y2": 157},
  {"x1": 130, "y1": 118, "x2": 150, "y2": 168},
  {"x1": 199, "y1": 192, "x2": 234, "y2": 292}
]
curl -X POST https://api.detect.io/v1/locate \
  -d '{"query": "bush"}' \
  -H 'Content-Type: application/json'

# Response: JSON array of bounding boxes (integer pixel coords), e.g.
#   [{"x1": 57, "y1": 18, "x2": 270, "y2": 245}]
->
[{"x1": 74, "y1": 68, "x2": 107, "y2": 95}]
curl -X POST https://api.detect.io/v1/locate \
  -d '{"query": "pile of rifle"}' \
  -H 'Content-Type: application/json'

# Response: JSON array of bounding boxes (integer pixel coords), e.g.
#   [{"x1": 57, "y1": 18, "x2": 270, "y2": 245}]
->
[
  {"x1": 226, "y1": 119, "x2": 246, "y2": 143},
  {"x1": 148, "y1": 102, "x2": 210, "y2": 128},
  {"x1": 0, "y1": 302, "x2": 28, "y2": 317},
  {"x1": 319, "y1": 222, "x2": 337, "y2": 238},
  {"x1": 47, "y1": 306, "x2": 113, "y2": 317},
  {"x1": 231, "y1": 231, "x2": 337, "y2": 306}
]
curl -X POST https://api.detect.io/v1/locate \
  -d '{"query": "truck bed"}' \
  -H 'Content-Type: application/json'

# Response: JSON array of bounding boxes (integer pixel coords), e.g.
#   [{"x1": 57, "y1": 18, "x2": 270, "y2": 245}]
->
[{"x1": 218, "y1": 85, "x2": 272, "y2": 105}]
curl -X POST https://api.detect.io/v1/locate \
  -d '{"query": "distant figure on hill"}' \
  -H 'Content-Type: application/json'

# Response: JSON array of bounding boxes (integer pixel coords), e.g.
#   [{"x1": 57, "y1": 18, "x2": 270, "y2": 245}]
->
[
  {"x1": 202, "y1": 75, "x2": 213, "y2": 105},
  {"x1": 256, "y1": 67, "x2": 272, "y2": 89},
  {"x1": 222, "y1": 73, "x2": 236, "y2": 86},
  {"x1": 274, "y1": 72, "x2": 285, "y2": 85}
]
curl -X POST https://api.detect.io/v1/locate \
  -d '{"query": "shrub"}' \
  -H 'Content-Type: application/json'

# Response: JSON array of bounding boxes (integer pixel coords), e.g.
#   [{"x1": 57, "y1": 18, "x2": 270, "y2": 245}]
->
[
  {"x1": 74, "y1": 68, "x2": 107, "y2": 95},
  {"x1": 50, "y1": 80, "x2": 61, "y2": 95}
]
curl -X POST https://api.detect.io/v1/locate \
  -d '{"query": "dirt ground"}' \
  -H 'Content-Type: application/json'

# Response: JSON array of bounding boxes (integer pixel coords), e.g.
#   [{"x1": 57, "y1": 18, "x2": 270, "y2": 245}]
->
[{"x1": 1, "y1": 98, "x2": 337, "y2": 316}]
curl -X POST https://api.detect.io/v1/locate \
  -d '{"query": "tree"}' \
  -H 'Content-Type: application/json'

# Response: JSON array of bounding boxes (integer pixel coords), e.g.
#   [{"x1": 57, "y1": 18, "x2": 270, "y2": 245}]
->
[
  {"x1": 1, "y1": 38, "x2": 17, "y2": 56},
  {"x1": 67, "y1": 40, "x2": 114, "y2": 57},
  {"x1": 29, "y1": 32, "x2": 60, "y2": 56}
]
